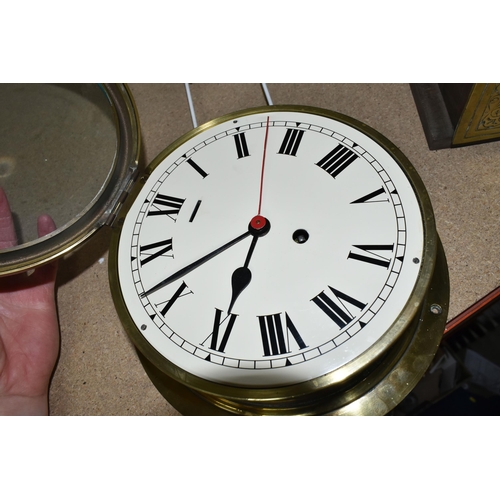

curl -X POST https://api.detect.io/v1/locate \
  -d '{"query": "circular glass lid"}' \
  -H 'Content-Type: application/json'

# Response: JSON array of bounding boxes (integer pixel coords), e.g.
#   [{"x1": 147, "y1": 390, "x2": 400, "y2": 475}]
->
[{"x1": 0, "y1": 83, "x2": 140, "y2": 275}]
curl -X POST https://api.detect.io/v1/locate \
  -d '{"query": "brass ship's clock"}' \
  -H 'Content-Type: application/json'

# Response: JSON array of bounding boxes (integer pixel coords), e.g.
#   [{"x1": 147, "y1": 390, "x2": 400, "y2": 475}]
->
[
  {"x1": 108, "y1": 104, "x2": 449, "y2": 415},
  {"x1": 0, "y1": 84, "x2": 449, "y2": 415}
]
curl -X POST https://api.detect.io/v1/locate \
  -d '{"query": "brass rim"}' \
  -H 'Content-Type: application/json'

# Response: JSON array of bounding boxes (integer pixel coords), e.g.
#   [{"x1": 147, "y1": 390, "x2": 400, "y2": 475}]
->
[
  {"x1": 109, "y1": 105, "x2": 446, "y2": 413},
  {"x1": 0, "y1": 84, "x2": 140, "y2": 276}
]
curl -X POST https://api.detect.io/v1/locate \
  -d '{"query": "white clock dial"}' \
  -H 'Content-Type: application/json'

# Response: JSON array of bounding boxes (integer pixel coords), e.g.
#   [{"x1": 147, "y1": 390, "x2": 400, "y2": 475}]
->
[{"x1": 116, "y1": 108, "x2": 424, "y2": 388}]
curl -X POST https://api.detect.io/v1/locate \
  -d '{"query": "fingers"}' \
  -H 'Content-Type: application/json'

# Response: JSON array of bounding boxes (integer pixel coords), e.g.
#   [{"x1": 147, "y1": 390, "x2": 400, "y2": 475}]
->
[
  {"x1": 0, "y1": 189, "x2": 57, "y2": 245},
  {"x1": 37, "y1": 214, "x2": 56, "y2": 238},
  {"x1": 0, "y1": 188, "x2": 58, "y2": 285},
  {"x1": 0, "y1": 186, "x2": 17, "y2": 249}
]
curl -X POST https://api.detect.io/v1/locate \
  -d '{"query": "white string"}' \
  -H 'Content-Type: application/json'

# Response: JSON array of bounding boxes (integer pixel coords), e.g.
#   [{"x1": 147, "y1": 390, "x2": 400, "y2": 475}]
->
[
  {"x1": 186, "y1": 84, "x2": 272, "y2": 128},
  {"x1": 184, "y1": 83, "x2": 198, "y2": 128},
  {"x1": 261, "y1": 83, "x2": 273, "y2": 106}
]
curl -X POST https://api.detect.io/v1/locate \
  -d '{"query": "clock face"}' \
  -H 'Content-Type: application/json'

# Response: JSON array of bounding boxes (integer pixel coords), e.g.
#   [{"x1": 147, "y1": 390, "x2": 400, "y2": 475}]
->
[{"x1": 115, "y1": 107, "x2": 424, "y2": 389}]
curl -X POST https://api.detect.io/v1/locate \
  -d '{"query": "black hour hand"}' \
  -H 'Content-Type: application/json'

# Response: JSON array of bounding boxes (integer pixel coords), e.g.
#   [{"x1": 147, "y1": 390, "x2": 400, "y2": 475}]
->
[
  {"x1": 228, "y1": 267, "x2": 252, "y2": 314},
  {"x1": 227, "y1": 216, "x2": 271, "y2": 313}
]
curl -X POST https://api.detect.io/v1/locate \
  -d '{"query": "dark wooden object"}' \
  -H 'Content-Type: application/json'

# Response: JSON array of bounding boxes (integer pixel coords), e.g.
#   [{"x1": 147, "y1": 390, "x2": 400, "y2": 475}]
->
[{"x1": 410, "y1": 83, "x2": 473, "y2": 150}]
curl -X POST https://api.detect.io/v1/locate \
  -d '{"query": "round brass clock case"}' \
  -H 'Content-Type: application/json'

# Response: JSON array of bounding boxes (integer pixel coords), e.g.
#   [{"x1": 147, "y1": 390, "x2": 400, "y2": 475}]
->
[{"x1": 109, "y1": 105, "x2": 449, "y2": 416}]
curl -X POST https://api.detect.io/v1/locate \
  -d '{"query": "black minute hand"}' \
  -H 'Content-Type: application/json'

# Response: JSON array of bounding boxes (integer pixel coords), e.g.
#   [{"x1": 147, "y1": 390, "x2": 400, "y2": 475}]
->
[{"x1": 140, "y1": 230, "x2": 251, "y2": 298}]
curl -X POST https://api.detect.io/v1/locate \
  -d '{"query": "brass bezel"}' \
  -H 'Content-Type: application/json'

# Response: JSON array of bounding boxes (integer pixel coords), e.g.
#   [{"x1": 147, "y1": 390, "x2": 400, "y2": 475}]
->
[
  {"x1": 0, "y1": 84, "x2": 141, "y2": 276},
  {"x1": 109, "y1": 105, "x2": 449, "y2": 415}
]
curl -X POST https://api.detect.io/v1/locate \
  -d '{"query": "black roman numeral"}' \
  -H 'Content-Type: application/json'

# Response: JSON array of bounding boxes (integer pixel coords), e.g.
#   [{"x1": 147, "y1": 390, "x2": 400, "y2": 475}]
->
[
  {"x1": 348, "y1": 244, "x2": 394, "y2": 268},
  {"x1": 278, "y1": 128, "x2": 304, "y2": 156},
  {"x1": 316, "y1": 144, "x2": 358, "y2": 178},
  {"x1": 312, "y1": 286, "x2": 366, "y2": 329},
  {"x1": 186, "y1": 157, "x2": 208, "y2": 178},
  {"x1": 189, "y1": 200, "x2": 202, "y2": 222},
  {"x1": 157, "y1": 281, "x2": 192, "y2": 317},
  {"x1": 202, "y1": 309, "x2": 237, "y2": 353},
  {"x1": 234, "y1": 131, "x2": 250, "y2": 159},
  {"x1": 351, "y1": 187, "x2": 388, "y2": 204},
  {"x1": 140, "y1": 238, "x2": 173, "y2": 266},
  {"x1": 147, "y1": 194, "x2": 185, "y2": 220},
  {"x1": 258, "y1": 312, "x2": 307, "y2": 357}
]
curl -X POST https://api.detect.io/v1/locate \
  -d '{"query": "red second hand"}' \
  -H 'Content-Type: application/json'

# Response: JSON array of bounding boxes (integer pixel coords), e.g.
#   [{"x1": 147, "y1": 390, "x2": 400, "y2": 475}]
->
[{"x1": 257, "y1": 116, "x2": 270, "y2": 216}]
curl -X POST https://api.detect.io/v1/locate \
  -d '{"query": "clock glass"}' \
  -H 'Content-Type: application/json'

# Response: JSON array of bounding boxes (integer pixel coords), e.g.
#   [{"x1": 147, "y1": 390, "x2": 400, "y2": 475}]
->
[{"x1": 114, "y1": 107, "x2": 425, "y2": 390}]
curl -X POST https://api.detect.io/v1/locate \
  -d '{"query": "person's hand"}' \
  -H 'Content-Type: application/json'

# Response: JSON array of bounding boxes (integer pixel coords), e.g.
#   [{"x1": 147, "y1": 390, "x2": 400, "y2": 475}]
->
[{"x1": 0, "y1": 187, "x2": 59, "y2": 415}]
